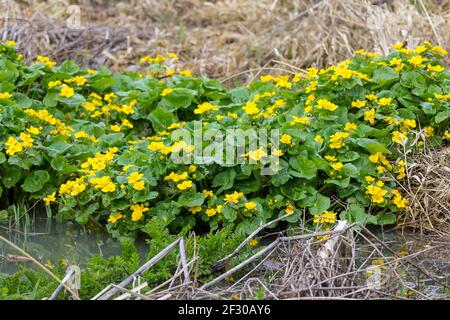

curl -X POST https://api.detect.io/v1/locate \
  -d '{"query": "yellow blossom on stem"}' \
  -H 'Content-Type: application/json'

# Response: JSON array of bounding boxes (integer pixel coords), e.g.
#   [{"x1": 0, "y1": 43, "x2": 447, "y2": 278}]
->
[
  {"x1": 364, "y1": 108, "x2": 376, "y2": 125},
  {"x1": 351, "y1": 100, "x2": 366, "y2": 108},
  {"x1": 130, "y1": 204, "x2": 149, "y2": 221},
  {"x1": 225, "y1": 191, "x2": 244, "y2": 204},
  {"x1": 108, "y1": 212, "x2": 123, "y2": 223},
  {"x1": 161, "y1": 88, "x2": 173, "y2": 96},
  {"x1": 177, "y1": 180, "x2": 193, "y2": 190},
  {"x1": 60, "y1": 85, "x2": 75, "y2": 98},
  {"x1": 280, "y1": 134, "x2": 292, "y2": 145},
  {"x1": 314, "y1": 135, "x2": 324, "y2": 143},
  {"x1": 43, "y1": 192, "x2": 56, "y2": 205},
  {"x1": 244, "y1": 201, "x2": 257, "y2": 211}
]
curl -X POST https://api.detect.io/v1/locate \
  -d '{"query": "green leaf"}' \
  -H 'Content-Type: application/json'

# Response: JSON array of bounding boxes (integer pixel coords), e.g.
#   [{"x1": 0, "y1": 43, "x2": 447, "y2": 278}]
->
[
  {"x1": 177, "y1": 192, "x2": 204, "y2": 207},
  {"x1": 100, "y1": 133, "x2": 124, "y2": 147},
  {"x1": 13, "y1": 93, "x2": 32, "y2": 108},
  {"x1": 222, "y1": 205, "x2": 237, "y2": 222},
  {"x1": 212, "y1": 168, "x2": 236, "y2": 193},
  {"x1": 280, "y1": 180, "x2": 309, "y2": 201},
  {"x1": 90, "y1": 76, "x2": 116, "y2": 92},
  {"x1": 435, "y1": 111, "x2": 449, "y2": 124},
  {"x1": 2, "y1": 166, "x2": 22, "y2": 188},
  {"x1": 51, "y1": 156, "x2": 78, "y2": 174},
  {"x1": 132, "y1": 191, "x2": 158, "y2": 203},
  {"x1": 357, "y1": 138, "x2": 391, "y2": 155},
  {"x1": 233, "y1": 177, "x2": 261, "y2": 193},
  {"x1": 58, "y1": 93, "x2": 86, "y2": 106},
  {"x1": 340, "y1": 204, "x2": 377, "y2": 224},
  {"x1": 421, "y1": 102, "x2": 436, "y2": 115},
  {"x1": 0, "y1": 152, "x2": 6, "y2": 164},
  {"x1": 75, "y1": 203, "x2": 99, "y2": 224},
  {"x1": 309, "y1": 194, "x2": 330, "y2": 215},
  {"x1": 400, "y1": 71, "x2": 426, "y2": 89},
  {"x1": 148, "y1": 108, "x2": 177, "y2": 132},
  {"x1": 21, "y1": 170, "x2": 49, "y2": 193},
  {"x1": 289, "y1": 155, "x2": 317, "y2": 179},
  {"x1": 55, "y1": 60, "x2": 80, "y2": 75},
  {"x1": 230, "y1": 87, "x2": 249, "y2": 103},
  {"x1": 338, "y1": 151, "x2": 360, "y2": 162},
  {"x1": 158, "y1": 91, "x2": 193, "y2": 111},
  {"x1": 342, "y1": 163, "x2": 359, "y2": 178},
  {"x1": 371, "y1": 66, "x2": 399, "y2": 86},
  {"x1": 46, "y1": 139, "x2": 72, "y2": 157},
  {"x1": 0, "y1": 209, "x2": 7, "y2": 222},
  {"x1": 376, "y1": 212, "x2": 397, "y2": 225}
]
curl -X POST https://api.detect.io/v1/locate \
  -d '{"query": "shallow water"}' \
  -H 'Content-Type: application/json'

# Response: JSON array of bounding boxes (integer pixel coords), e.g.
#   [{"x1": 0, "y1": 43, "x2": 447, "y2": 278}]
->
[
  {"x1": 0, "y1": 217, "x2": 148, "y2": 274},
  {"x1": 355, "y1": 228, "x2": 450, "y2": 299},
  {"x1": 1, "y1": 217, "x2": 449, "y2": 299}
]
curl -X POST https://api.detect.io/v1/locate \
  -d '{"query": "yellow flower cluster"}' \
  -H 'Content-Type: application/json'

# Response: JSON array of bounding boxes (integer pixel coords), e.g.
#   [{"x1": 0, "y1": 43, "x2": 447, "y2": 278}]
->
[
  {"x1": 128, "y1": 172, "x2": 145, "y2": 191},
  {"x1": 364, "y1": 108, "x2": 376, "y2": 124},
  {"x1": 330, "y1": 162, "x2": 344, "y2": 171},
  {"x1": 368, "y1": 152, "x2": 392, "y2": 172},
  {"x1": 164, "y1": 171, "x2": 193, "y2": 190},
  {"x1": 60, "y1": 85, "x2": 75, "y2": 98},
  {"x1": 59, "y1": 177, "x2": 87, "y2": 196},
  {"x1": 344, "y1": 122, "x2": 357, "y2": 131},
  {"x1": 244, "y1": 201, "x2": 257, "y2": 211},
  {"x1": 64, "y1": 76, "x2": 87, "y2": 86},
  {"x1": 247, "y1": 148, "x2": 267, "y2": 161},
  {"x1": 260, "y1": 75, "x2": 292, "y2": 88},
  {"x1": 205, "y1": 205, "x2": 223, "y2": 217},
  {"x1": 243, "y1": 101, "x2": 259, "y2": 115},
  {"x1": 392, "y1": 131, "x2": 406, "y2": 144},
  {"x1": 396, "y1": 160, "x2": 406, "y2": 180},
  {"x1": 329, "y1": 131, "x2": 349, "y2": 149},
  {"x1": 316, "y1": 98, "x2": 338, "y2": 111},
  {"x1": 74, "y1": 131, "x2": 97, "y2": 142},
  {"x1": 80, "y1": 147, "x2": 118, "y2": 175},
  {"x1": 225, "y1": 191, "x2": 244, "y2": 204},
  {"x1": 43, "y1": 192, "x2": 56, "y2": 205},
  {"x1": 313, "y1": 211, "x2": 337, "y2": 224},
  {"x1": 90, "y1": 176, "x2": 116, "y2": 193},
  {"x1": 140, "y1": 54, "x2": 167, "y2": 64},
  {"x1": 366, "y1": 180, "x2": 387, "y2": 204},
  {"x1": 194, "y1": 102, "x2": 219, "y2": 114},
  {"x1": 130, "y1": 204, "x2": 149, "y2": 221},
  {"x1": 290, "y1": 115, "x2": 310, "y2": 126},
  {"x1": 5, "y1": 133, "x2": 34, "y2": 156},
  {"x1": 36, "y1": 55, "x2": 56, "y2": 68},
  {"x1": 87, "y1": 94, "x2": 137, "y2": 118},
  {"x1": 263, "y1": 99, "x2": 285, "y2": 119},
  {"x1": 351, "y1": 100, "x2": 366, "y2": 108},
  {"x1": 391, "y1": 189, "x2": 408, "y2": 209},
  {"x1": 161, "y1": 88, "x2": 173, "y2": 96},
  {"x1": 24, "y1": 109, "x2": 74, "y2": 136}
]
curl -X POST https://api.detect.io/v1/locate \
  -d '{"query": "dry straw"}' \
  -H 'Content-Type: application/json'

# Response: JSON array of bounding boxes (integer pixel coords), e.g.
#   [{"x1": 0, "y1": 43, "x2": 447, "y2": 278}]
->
[{"x1": 1, "y1": 0, "x2": 449, "y2": 83}]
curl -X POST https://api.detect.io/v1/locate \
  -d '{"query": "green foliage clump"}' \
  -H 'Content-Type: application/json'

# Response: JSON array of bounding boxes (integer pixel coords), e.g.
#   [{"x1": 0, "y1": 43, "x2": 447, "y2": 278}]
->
[{"x1": 0, "y1": 41, "x2": 449, "y2": 240}]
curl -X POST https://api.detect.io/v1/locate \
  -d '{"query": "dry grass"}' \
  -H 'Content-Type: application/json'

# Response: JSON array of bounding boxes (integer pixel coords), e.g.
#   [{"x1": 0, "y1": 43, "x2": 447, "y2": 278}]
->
[
  {"x1": 397, "y1": 145, "x2": 450, "y2": 236},
  {"x1": 94, "y1": 226, "x2": 450, "y2": 300},
  {"x1": 1, "y1": 0, "x2": 449, "y2": 83}
]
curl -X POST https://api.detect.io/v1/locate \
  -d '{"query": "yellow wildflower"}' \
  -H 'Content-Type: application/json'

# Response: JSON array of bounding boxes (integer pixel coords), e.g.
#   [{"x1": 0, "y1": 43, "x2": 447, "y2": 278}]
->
[
  {"x1": 280, "y1": 134, "x2": 292, "y2": 145},
  {"x1": 130, "y1": 204, "x2": 149, "y2": 221},
  {"x1": 43, "y1": 192, "x2": 56, "y2": 205},
  {"x1": 60, "y1": 85, "x2": 75, "y2": 98},
  {"x1": 244, "y1": 201, "x2": 257, "y2": 211},
  {"x1": 177, "y1": 180, "x2": 193, "y2": 190},
  {"x1": 108, "y1": 212, "x2": 123, "y2": 223},
  {"x1": 161, "y1": 88, "x2": 173, "y2": 96}
]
